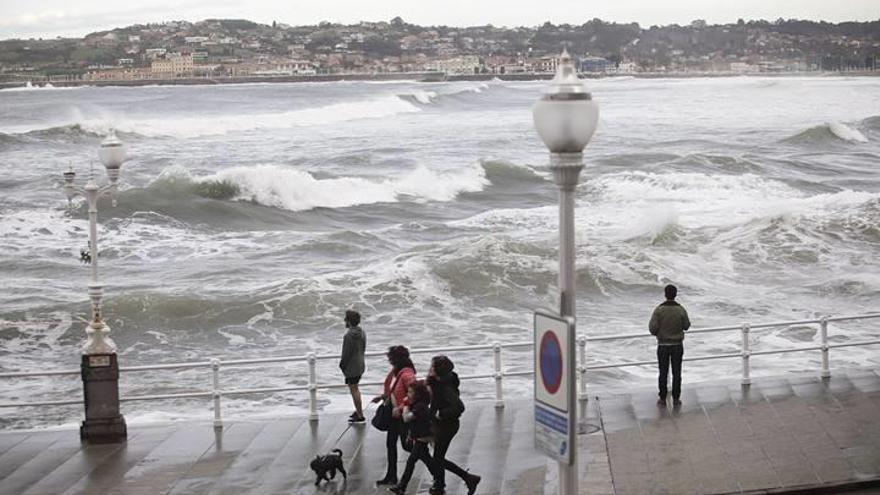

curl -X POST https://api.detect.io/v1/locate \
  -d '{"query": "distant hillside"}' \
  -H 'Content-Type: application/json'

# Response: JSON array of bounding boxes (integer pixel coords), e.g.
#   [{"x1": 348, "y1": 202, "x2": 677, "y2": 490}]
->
[{"x1": 1, "y1": 17, "x2": 878, "y2": 76}]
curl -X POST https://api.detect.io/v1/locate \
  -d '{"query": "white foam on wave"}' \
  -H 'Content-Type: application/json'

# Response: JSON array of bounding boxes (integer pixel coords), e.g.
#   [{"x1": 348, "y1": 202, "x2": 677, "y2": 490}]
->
[
  {"x1": 403, "y1": 83, "x2": 492, "y2": 105},
  {"x1": 828, "y1": 121, "x2": 869, "y2": 143},
  {"x1": 452, "y1": 171, "x2": 879, "y2": 241},
  {"x1": 205, "y1": 162, "x2": 488, "y2": 211},
  {"x1": 1, "y1": 82, "x2": 85, "y2": 92},
  {"x1": 0, "y1": 204, "x2": 263, "y2": 271},
  {"x1": 411, "y1": 90, "x2": 438, "y2": 103},
  {"x1": 597, "y1": 172, "x2": 879, "y2": 233},
  {"x1": 72, "y1": 95, "x2": 421, "y2": 138}
]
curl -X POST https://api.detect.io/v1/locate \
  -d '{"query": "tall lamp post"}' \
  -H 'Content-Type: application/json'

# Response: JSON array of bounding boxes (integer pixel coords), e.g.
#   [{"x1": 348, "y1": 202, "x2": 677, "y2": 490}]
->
[
  {"x1": 63, "y1": 131, "x2": 128, "y2": 443},
  {"x1": 532, "y1": 49, "x2": 599, "y2": 495}
]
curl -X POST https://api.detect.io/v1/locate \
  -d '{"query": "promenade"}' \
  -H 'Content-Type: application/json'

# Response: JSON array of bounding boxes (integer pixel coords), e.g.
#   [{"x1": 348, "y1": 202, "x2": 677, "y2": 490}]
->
[{"x1": 1, "y1": 370, "x2": 878, "y2": 495}]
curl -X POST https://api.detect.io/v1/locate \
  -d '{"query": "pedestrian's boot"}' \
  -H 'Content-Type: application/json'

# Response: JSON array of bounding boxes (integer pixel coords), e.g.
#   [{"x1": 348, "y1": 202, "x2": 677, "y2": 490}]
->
[{"x1": 465, "y1": 473, "x2": 481, "y2": 494}]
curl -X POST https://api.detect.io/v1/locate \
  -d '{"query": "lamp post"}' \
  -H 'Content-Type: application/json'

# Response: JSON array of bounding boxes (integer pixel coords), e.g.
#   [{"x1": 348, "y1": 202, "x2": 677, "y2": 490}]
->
[
  {"x1": 532, "y1": 49, "x2": 599, "y2": 495},
  {"x1": 63, "y1": 131, "x2": 128, "y2": 443}
]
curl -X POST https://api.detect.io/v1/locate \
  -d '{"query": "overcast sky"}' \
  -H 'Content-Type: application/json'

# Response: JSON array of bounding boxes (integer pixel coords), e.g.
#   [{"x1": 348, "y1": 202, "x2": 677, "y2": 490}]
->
[{"x1": 1, "y1": 0, "x2": 877, "y2": 39}]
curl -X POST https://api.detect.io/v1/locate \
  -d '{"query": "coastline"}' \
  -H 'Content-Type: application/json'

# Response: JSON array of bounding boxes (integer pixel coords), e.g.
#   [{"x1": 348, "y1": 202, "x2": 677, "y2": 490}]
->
[{"x1": 0, "y1": 69, "x2": 877, "y2": 90}]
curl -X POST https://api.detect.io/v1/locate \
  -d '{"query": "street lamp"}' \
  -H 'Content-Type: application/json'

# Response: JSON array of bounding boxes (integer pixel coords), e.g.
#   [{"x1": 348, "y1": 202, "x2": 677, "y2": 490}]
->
[
  {"x1": 532, "y1": 48, "x2": 599, "y2": 495},
  {"x1": 63, "y1": 130, "x2": 128, "y2": 443},
  {"x1": 64, "y1": 131, "x2": 125, "y2": 354}
]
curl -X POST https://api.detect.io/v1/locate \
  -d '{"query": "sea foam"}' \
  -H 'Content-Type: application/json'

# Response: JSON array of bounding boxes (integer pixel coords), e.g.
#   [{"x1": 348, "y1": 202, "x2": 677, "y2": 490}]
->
[
  {"x1": 53, "y1": 95, "x2": 421, "y2": 138},
  {"x1": 202, "y1": 162, "x2": 489, "y2": 211},
  {"x1": 828, "y1": 121, "x2": 869, "y2": 142}
]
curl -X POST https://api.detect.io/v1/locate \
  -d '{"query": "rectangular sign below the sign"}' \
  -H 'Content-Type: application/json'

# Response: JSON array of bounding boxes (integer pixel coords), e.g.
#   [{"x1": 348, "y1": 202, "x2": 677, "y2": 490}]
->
[{"x1": 535, "y1": 403, "x2": 570, "y2": 462}]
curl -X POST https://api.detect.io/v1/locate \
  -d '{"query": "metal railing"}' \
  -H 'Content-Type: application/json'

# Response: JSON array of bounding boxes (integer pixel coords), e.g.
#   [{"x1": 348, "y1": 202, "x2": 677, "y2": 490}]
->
[{"x1": 1, "y1": 313, "x2": 878, "y2": 427}]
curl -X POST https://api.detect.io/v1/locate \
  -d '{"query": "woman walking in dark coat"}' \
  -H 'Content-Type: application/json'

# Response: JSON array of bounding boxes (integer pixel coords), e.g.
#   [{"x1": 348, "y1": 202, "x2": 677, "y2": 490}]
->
[
  {"x1": 371, "y1": 345, "x2": 417, "y2": 486},
  {"x1": 427, "y1": 355, "x2": 481, "y2": 495},
  {"x1": 389, "y1": 380, "x2": 441, "y2": 494}
]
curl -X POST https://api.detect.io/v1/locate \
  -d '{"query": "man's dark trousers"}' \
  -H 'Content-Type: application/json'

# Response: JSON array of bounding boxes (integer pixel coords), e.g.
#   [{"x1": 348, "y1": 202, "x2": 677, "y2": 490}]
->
[{"x1": 657, "y1": 344, "x2": 684, "y2": 400}]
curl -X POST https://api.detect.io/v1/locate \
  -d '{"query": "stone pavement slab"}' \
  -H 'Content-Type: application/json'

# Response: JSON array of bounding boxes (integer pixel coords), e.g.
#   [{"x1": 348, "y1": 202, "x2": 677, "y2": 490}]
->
[
  {"x1": 596, "y1": 370, "x2": 880, "y2": 495},
  {"x1": 1, "y1": 370, "x2": 879, "y2": 495}
]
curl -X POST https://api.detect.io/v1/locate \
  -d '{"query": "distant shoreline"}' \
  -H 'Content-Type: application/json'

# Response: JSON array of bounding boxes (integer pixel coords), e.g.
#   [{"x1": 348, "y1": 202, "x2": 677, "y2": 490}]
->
[{"x1": 1, "y1": 70, "x2": 877, "y2": 90}]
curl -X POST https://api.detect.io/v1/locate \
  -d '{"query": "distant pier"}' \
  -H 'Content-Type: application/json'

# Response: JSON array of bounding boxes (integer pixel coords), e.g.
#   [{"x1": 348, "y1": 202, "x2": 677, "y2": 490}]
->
[{"x1": 1, "y1": 370, "x2": 878, "y2": 494}]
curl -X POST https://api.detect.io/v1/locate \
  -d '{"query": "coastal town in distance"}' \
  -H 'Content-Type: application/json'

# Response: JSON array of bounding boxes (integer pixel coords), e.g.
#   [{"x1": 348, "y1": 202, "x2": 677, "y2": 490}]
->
[{"x1": 1, "y1": 16, "x2": 879, "y2": 87}]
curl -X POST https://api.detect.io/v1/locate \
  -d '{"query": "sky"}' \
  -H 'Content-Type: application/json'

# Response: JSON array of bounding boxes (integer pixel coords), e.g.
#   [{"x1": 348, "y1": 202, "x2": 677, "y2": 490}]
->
[{"x1": 0, "y1": 0, "x2": 878, "y2": 39}]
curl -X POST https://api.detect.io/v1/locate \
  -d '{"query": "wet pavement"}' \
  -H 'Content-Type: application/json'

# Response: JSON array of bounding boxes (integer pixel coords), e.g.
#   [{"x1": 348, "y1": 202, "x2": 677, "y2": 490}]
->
[{"x1": 0, "y1": 370, "x2": 878, "y2": 494}]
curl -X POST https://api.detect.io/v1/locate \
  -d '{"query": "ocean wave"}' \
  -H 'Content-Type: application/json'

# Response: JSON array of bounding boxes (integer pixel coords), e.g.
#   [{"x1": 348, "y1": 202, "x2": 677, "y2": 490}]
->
[
  {"x1": 396, "y1": 82, "x2": 493, "y2": 106},
  {"x1": 94, "y1": 95, "x2": 421, "y2": 137},
  {"x1": 480, "y1": 159, "x2": 545, "y2": 184},
  {"x1": 591, "y1": 171, "x2": 880, "y2": 233},
  {"x1": 150, "y1": 162, "x2": 489, "y2": 212},
  {"x1": 3, "y1": 95, "x2": 421, "y2": 139},
  {"x1": 428, "y1": 234, "x2": 557, "y2": 302},
  {"x1": 783, "y1": 121, "x2": 869, "y2": 145},
  {"x1": 0, "y1": 82, "x2": 85, "y2": 92},
  {"x1": 860, "y1": 115, "x2": 880, "y2": 132}
]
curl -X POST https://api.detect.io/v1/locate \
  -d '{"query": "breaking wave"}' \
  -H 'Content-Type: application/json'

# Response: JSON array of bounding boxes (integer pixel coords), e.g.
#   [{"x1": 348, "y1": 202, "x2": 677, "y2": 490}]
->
[
  {"x1": 146, "y1": 162, "x2": 490, "y2": 213},
  {"x1": 0, "y1": 82, "x2": 85, "y2": 92},
  {"x1": 1, "y1": 95, "x2": 421, "y2": 139},
  {"x1": 0, "y1": 124, "x2": 106, "y2": 143},
  {"x1": 397, "y1": 83, "x2": 493, "y2": 105},
  {"x1": 783, "y1": 121, "x2": 869, "y2": 145}
]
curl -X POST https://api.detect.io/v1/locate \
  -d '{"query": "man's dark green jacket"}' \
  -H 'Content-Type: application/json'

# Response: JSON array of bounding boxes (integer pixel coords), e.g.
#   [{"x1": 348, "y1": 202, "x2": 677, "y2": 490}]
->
[{"x1": 649, "y1": 300, "x2": 691, "y2": 344}]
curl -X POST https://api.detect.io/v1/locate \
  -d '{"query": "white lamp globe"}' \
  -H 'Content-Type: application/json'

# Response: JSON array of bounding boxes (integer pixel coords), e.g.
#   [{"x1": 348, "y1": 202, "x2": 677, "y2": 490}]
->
[
  {"x1": 98, "y1": 131, "x2": 126, "y2": 171},
  {"x1": 532, "y1": 49, "x2": 599, "y2": 154}
]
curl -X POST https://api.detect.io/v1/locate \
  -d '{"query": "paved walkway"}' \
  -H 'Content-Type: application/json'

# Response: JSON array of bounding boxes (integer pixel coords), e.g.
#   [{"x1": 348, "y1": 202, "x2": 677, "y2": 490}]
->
[
  {"x1": 0, "y1": 370, "x2": 878, "y2": 495},
  {"x1": 587, "y1": 369, "x2": 880, "y2": 495}
]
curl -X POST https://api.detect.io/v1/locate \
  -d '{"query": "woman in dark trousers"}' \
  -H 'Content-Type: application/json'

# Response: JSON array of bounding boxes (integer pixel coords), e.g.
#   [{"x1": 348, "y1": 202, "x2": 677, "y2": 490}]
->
[
  {"x1": 427, "y1": 355, "x2": 481, "y2": 495},
  {"x1": 389, "y1": 380, "x2": 441, "y2": 494},
  {"x1": 371, "y1": 345, "x2": 416, "y2": 486}
]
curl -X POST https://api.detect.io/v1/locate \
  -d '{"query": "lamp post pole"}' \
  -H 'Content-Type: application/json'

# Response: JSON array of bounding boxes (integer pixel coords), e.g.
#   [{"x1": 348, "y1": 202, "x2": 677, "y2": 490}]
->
[
  {"x1": 63, "y1": 131, "x2": 128, "y2": 443},
  {"x1": 532, "y1": 49, "x2": 599, "y2": 495}
]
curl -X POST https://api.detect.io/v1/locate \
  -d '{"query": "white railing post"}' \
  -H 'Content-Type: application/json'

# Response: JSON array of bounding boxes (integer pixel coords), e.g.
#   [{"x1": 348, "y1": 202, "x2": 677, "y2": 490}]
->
[
  {"x1": 577, "y1": 335, "x2": 587, "y2": 401},
  {"x1": 211, "y1": 358, "x2": 222, "y2": 428},
  {"x1": 308, "y1": 353, "x2": 318, "y2": 421},
  {"x1": 493, "y1": 342, "x2": 504, "y2": 409},
  {"x1": 741, "y1": 324, "x2": 751, "y2": 386},
  {"x1": 820, "y1": 317, "x2": 831, "y2": 378}
]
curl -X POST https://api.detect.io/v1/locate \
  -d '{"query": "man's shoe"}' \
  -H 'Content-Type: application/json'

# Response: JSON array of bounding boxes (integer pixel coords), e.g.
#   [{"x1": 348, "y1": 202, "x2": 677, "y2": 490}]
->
[
  {"x1": 388, "y1": 485, "x2": 406, "y2": 494},
  {"x1": 376, "y1": 477, "x2": 397, "y2": 486},
  {"x1": 348, "y1": 411, "x2": 359, "y2": 419},
  {"x1": 657, "y1": 398, "x2": 667, "y2": 406},
  {"x1": 465, "y1": 474, "x2": 481, "y2": 495},
  {"x1": 429, "y1": 486, "x2": 445, "y2": 495},
  {"x1": 672, "y1": 399, "x2": 682, "y2": 406},
  {"x1": 348, "y1": 414, "x2": 366, "y2": 424}
]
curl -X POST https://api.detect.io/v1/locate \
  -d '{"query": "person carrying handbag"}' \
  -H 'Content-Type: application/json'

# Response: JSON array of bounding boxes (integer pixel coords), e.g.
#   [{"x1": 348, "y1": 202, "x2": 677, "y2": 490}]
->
[{"x1": 371, "y1": 345, "x2": 416, "y2": 486}]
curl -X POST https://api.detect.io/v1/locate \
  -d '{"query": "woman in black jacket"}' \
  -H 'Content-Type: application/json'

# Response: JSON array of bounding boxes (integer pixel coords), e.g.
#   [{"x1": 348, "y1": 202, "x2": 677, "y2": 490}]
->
[{"x1": 427, "y1": 355, "x2": 481, "y2": 495}]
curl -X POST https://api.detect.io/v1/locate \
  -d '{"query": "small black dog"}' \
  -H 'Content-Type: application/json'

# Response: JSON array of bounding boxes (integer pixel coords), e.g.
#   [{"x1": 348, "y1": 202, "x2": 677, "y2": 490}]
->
[{"x1": 310, "y1": 448, "x2": 347, "y2": 486}]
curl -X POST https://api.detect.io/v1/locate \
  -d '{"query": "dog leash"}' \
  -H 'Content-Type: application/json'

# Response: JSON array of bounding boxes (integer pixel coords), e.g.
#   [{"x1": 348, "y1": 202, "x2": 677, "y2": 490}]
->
[{"x1": 330, "y1": 401, "x2": 377, "y2": 448}]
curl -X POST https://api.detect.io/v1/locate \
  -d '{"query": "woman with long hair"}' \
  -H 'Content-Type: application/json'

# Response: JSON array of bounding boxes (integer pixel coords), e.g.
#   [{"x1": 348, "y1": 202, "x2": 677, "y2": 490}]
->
[
  {"x1": 427, "y1": 355, "x2": 480, "y2": 495},
  {"x1": 371, "y1": 345, "x2": 417, "y2": 486}
]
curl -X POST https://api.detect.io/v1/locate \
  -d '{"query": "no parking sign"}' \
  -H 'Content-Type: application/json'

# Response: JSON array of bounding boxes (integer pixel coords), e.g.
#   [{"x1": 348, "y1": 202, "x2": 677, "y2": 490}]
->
[{"x1": 534, "y1": 310, "x2": 575, "y2": 464}]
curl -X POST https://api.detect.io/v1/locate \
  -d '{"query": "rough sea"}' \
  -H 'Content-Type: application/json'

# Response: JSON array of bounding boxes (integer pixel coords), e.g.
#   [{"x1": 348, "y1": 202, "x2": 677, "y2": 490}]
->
[{"x1": 1, "y1": 76, "x2": 878, "y2": 430}]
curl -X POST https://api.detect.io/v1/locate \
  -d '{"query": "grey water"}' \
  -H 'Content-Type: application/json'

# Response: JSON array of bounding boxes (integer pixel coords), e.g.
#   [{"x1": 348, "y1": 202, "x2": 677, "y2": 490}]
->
[{"x1": 1, "y1": 76, "x2": 879, "y2": 429}]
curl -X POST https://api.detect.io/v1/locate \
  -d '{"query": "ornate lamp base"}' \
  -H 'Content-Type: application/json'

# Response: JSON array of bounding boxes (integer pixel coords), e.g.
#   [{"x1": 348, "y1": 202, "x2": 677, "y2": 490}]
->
[{"x1": 80, "y1": 353, "x2": 127, "y2": 444}]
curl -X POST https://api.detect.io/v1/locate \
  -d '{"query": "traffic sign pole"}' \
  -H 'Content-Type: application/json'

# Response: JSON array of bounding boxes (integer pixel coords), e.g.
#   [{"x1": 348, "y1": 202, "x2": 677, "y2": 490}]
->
[{"x1": 534, "y1": 311, "x2": 577, "y2": 495}]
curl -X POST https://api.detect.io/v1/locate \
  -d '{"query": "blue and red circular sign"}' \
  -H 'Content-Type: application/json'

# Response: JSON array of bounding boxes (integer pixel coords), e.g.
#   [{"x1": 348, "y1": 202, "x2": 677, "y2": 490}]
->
[{"x1": 539, "y1": 331, "x2": 563, "y2": 394}]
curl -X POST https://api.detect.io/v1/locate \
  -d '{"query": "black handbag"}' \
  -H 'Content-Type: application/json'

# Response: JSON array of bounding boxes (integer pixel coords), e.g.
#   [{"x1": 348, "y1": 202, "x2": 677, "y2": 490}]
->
[
  {"x1": 371, "y1": 401, "x2": 392, "y2": 431},
  {"x1": 371, "y1": 372, "x2": 399, "y2": 432}
]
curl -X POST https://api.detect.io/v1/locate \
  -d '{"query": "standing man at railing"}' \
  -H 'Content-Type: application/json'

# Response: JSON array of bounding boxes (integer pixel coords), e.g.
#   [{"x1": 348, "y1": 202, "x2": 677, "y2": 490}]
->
[
  {"x1": 340, "y1": 309, "x2": 366, "y2": 423},
  {"x1": 649, "y1": 284, "x2": 691, "y2": 406}
]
